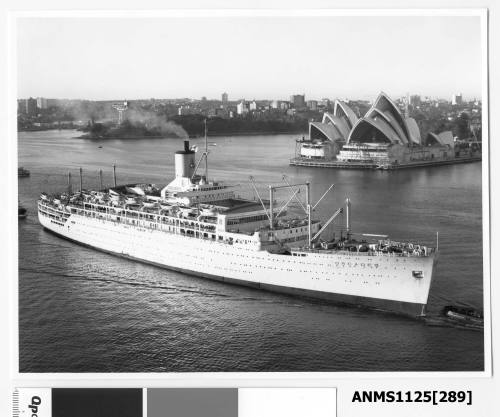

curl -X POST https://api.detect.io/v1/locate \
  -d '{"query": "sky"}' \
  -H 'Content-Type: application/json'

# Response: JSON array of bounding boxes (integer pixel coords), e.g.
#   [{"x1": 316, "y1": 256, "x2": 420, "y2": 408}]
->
[{"x1": 17, "y1": 15, "x2": 483, "y2": 101}]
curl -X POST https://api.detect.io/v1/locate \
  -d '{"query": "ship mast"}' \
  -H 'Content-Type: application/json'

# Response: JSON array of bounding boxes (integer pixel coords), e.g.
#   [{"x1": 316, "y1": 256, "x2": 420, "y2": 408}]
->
[
  {"x1": 346, "y1": 197, "x2": 351, "y2": 240},
  {"x1": 306, "y1": 182, "x2": 311, "y2": 245},
  {"x1": 204, "y1": 118, "x2": 208, "y2": 182}
]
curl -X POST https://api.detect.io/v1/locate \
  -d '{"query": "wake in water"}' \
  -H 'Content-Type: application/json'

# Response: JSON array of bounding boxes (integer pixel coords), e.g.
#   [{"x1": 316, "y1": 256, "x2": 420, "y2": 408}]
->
[{"x1": 424, "y1": 314, "x2": 484, "y2": 332}]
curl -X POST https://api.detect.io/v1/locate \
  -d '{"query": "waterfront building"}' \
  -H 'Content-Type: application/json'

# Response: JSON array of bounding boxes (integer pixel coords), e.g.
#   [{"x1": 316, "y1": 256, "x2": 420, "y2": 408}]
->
[
  {"x1": 178, "y1": 105, "x2": 195, "y2": 116},
  {"x1": 271, "y1": 100, "x2": 279, "y2": 109},
  {"x1": 309, "y1": 100, "x2": 358, "y2": 142},
  {"x1": 215, "y1": 108, "x2": 230, "y2": 118},
  {"x1": 36, "y1": 97, "x2": 48, "y2": 109},
  {"x1": 291, "y1": 92, "x2": 471, "y2": 169},
  {"x1": 236, "y1": 101, "x2": 249, "y2": 115},
  {"x1": 321, "y1": 98, "x2": 331, "y2": 108},
  {"x1": 410, "y1": 95, "x2": 421, "y2": 107},
  {"x1": 46, "y1": 98, "x2": 58, "y2": 108},
  {"x1": 222, "y1": 92, "x2": 228, "y2": 104},
  {"x1": 26, "y1": 97, "x2": 37, "y2": 115},
  {"x1": 279, "y1": 101, "x2": 290, "y2": 110},
  {"x1": 452, "y1": 93, "x2": 463, "y2": 106},
  {"x1": 337, "y1": 92, "x2": 453, "y2": 165},
  {"x1": 18, "y1": 99, "x2": 27, "y2": 114},
  {"x1": 249, "y1": 101, "x2": 257, "y2": 111},
  {"x1": 290, "y1": 94, "x2": 306, "y2": 109},
  {"x1": 307, "y1": 100, "x2": 318, "y2": 110},
  {"x1": 297, "y1": 100, "x2": 358, "y2": 159}
]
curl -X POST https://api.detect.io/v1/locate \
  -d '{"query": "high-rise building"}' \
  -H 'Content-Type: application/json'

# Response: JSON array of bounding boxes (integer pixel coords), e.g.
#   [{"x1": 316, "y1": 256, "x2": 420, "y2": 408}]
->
[
  {"x1": 452, "y1": 93, "x2": 463, "y2": 106},
  {"x1": 307, "y1": 100, "x2": 318, "y2": 111},
  {"x1": 270, "y1": 100, "x2": 279, "y2": 109},
  {"x1": 222, "y1": 92, "x2": 228, "y2": 103},
  {"x1": 249, "y1": 101, "x2": 257, "y2": 111},
  {"x1": 280, "y1": 101, "x2": 290, "y2": 110},
  {"x1": 290, "y1": 94, "x2": 306, "y2": 109},
  {"x1": 236, "y1": 101, "x2": 248, "y2": 115},
  {"x1": 18, "y1": 99, "x2": 27, "y2": 114},
  {"x1": 47, "y1": 98, "x2": 58, "y2": 108},
  {"x1": 410, "y1": 95, "x2": 421, "y2": 107},
  {"x1": 36, "y1": 97, "x2": 48, "y2": 109},
  {"x1": 26, "y1": 97, "x2": 37, "y2": 115}
]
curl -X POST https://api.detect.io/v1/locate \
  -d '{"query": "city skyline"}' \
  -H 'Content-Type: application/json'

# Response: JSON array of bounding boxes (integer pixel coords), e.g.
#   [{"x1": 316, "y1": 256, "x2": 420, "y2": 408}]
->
[
  {"x1": 17, "y1": 15, "x2": 483, "y2": 101},
  {"x1": 17, "y1": 92, "x2": 480, "y2": 103}
]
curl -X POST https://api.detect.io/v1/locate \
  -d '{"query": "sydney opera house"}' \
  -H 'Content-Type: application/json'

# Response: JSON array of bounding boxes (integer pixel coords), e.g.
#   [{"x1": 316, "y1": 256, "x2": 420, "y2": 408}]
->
[{"x1": 296, "y1": 92, "x2": 461, "y2": 168}]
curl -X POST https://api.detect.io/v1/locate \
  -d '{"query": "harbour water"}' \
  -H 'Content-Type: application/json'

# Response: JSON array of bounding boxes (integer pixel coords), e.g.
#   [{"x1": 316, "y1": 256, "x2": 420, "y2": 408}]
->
[{"x1": 18, "y1": 130, "x2": 484, "y2": 372}]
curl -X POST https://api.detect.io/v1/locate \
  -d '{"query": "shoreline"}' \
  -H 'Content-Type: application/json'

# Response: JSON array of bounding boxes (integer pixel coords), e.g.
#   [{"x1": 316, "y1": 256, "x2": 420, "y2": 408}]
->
[
  {"x1": 17, "y1": 129, "x2": 307, "y2": 139},
  {"x1": 78, "y1": 131, "x2": 306, "y2": 140}
]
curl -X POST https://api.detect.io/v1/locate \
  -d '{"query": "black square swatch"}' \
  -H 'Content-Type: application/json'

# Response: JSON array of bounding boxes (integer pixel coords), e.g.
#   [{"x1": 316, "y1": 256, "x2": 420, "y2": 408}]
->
[{"x1": 52, "y1": 388, "x2": 142, "y2": 417}]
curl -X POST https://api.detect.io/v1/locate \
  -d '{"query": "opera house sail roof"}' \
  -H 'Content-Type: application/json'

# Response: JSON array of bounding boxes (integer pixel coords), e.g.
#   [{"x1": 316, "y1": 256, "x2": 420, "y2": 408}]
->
[
  {"x1": 347, "y1": 92, "x2": 421, "y2": 145},
  {"x1": 305, "y1": 91, "x2": 454, "y2": 151},
  {"x1": 293, "y1": 91, "x2": 479, "y2": 169},
  {"x1": 348, "y1": 92, "x2": 422, "y2": 145},
  {"x1": 309, "y1": 100, "x2": 359, "y2": 142}
]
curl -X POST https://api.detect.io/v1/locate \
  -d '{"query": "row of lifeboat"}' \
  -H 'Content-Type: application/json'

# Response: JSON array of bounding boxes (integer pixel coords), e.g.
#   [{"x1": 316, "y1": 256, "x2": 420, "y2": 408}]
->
[
  {"x1": 40, "y1": 190, "x2": 220, "y2": 222},
  {"x1": 311, "y1": 238, "x2": 429, "y2": 256}
]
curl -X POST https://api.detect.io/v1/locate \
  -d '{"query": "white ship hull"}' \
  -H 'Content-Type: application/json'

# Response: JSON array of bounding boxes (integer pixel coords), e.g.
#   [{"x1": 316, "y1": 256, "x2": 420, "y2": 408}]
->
[{"x1": 38, "y1": 207, "x2": 436, "y2": 317}]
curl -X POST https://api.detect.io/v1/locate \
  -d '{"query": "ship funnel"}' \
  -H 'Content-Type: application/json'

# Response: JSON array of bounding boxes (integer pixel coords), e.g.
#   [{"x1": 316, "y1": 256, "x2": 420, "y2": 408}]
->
[{"x1": 175, "y1": 140, "x2": 196, "y2": 179}]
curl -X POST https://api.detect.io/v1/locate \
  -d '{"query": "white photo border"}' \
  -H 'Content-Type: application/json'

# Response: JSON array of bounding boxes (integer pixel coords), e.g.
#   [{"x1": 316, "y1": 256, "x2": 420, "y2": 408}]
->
[{"x1": 7, "y1": 7, "x2": 491, "y2": 383}]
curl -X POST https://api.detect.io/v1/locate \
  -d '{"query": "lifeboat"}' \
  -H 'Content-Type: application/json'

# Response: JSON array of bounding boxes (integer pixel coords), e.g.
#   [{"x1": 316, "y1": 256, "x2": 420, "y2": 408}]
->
[
  {"x1": 125, "y1": 186, "x2": 146, "y2": 196},
  {"x1": 201, "y1": 207, "x2": 216, "y2": 216},
  {"x1": 179, "y1": 207, "x2": 196, "y2": 217},
  {"x1": 142, "y1": 201, "x2": 157, "y2": 209},
  {"x1": 321, "y1": 241, "x2": 336, "y2": 250}
]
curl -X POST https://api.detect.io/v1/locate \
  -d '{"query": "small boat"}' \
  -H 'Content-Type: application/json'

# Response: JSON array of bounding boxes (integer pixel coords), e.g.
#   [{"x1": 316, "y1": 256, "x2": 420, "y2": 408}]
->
[
  {"x1": 18, "y1": 204, "x2": 27, "y2": 219},
  {"x1": 442, "y1": 305, "x2": 483, "y2": 324},
  {"x1": 18, "y1": 167, "x2": 30, "y2": 177}
]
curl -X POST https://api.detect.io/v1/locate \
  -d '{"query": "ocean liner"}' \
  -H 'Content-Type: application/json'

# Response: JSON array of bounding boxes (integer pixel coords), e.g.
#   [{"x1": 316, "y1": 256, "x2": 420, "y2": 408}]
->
[{"x1": 37, "y1": 139, "x2": 437, "y2": 317}]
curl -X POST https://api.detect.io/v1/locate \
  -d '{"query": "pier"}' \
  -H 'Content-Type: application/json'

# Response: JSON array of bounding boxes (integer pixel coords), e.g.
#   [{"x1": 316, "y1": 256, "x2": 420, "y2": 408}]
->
[{"x1": 289, "y1": 155, "x2": 482, "y2": 170}]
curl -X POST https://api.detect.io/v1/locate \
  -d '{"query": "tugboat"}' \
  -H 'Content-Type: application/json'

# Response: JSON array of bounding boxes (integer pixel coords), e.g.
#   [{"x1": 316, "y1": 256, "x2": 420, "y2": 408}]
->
[
  {"x1": 442, "y1": 305, "x2": 483, "y2": 325},
  {"x1": 18, "y1": 167, "x2": 30, "y2": 177}
]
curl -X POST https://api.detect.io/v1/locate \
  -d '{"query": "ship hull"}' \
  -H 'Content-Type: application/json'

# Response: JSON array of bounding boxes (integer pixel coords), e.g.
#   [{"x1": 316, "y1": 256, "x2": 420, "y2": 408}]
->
[{"x1": 38, "y1": 209, "x2": 435, "y2": 317}]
